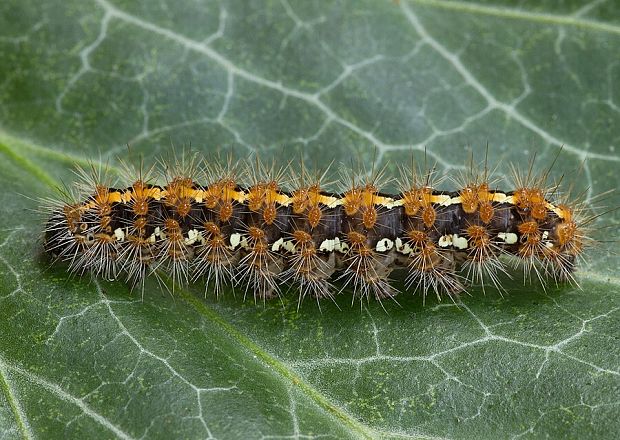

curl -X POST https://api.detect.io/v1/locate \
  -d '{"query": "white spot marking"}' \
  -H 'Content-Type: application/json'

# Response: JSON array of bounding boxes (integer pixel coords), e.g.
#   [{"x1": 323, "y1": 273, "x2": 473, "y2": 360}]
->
[
  {"x1": 497, "y1": 232, "x2": 518, "y2": 245},
  {"x1": 395, "y1": 237, "x2": 404, "y2": 252},
  {"x1": 229, "y1": 233, "x2": 241, "y2": 250},
  {"x1": 114, "y1": 228, "x2": 125, "y2": 242},
  {"x1": 542, "y1": 230, "x2": 554, "y2": 248},
  {"x1": 336, "y1": 238, "x2": 349, "y2": 253},
  {"x1": 395, "y1": 238, "x2": 413, "y2": 255},
  {"x1": 185, "y1": 229, "x2": 200, "y2": 245},
  {"x1": 375, "y1": 238, "x2": 393, "y2": 252},
  {"x1": 438, "y1": 235, "x2": 452, "y2": 247},
  {"x1": 453, "y1": 235, "x2": 468, "y2": 250},
  {"x1": 271, "y1": 237, "x2": 284, "y2": 252},
  {"x1": 282, "y1": 240, "x2": 297, "y2": 253},
  {"x1": 319, "y1": 238, "x2": 335, "y2": 252}
]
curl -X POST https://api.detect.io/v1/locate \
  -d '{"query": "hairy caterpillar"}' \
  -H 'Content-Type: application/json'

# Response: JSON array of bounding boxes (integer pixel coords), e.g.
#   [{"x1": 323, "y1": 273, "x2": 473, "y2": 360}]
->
[{"x1": 42, "y1": 151, "x2": 597, "y2": 304}]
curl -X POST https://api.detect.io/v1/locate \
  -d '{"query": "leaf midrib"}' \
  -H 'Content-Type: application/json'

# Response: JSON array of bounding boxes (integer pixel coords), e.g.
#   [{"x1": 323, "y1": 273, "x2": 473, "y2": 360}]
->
[
  {"x1": 409, "y1": 0, "x2": 620, "y2": 36},
  {"x1": 0, "y1": 360, "x2": 32, "y2": 440}
]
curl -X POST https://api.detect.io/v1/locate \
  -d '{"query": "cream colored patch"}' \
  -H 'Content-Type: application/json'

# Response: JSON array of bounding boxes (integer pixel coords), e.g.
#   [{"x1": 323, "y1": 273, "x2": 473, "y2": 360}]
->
[
  {"x1": 395, "y1": 237, "x2": 404, "y2": 252},
  {"x1": 319, "y1": 238, "x2": 336, "y2": 252},
  {"x1": 271, "y1": 238, "x2": 284, "y2": 252},
  {"x1": 401, "y1": 242, "x2": 413, "y2": 255},
  {"x1": 497, "y1": 232, "x2": 518, "y2": 245},
  {"x1": 196, "y1": 233, "x2": 205, "y2": 245},
  {"x1": 229, "y1": 233, "x2": 242, "y2": 250},
  {"x1": 395, "y1": 237, "x2": 413, "y2": 255},
  {"x1": 542, "y1": 231, "x2": 554, "y2": 248},
  {"x1": 114, "y1": 228, "x2": 125, "y2": 242},
  {"x1": 375, "y1": 238, "x2": 393, "y2": 252},
  {"x1": 281, "y1": 240, "x2": 297, "y2": 253},
  {"x1": 453, "y1": 235, "x2": 468, "y2": 250},
  {"x1": 335, "y1": 238, "x2": 349, "y2": 253},
  {"x1": 185, "y1": 229, "x2": 200, "y2": 245},
  {"x1": 438, "y1": 235, "x2": 453, "y2": 248}
]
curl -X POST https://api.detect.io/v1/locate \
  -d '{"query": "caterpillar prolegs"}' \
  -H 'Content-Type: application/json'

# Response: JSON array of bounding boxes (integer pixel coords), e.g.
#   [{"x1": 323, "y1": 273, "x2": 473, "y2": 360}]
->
[{"x1": 42, "y1": 152, "x2": 595, "y2": 303}]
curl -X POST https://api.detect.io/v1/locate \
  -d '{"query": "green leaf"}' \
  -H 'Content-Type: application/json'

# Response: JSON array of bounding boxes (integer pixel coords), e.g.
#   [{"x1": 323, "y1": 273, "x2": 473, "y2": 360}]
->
[{"x1": 1, "y1": 0, "x2": 619, "y2": 438}]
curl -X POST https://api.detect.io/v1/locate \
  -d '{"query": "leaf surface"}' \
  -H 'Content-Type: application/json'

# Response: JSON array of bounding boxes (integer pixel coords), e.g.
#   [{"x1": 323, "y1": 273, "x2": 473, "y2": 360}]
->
[{"x1": 0, "y1": 0, "x2": 619, "y2": 438}]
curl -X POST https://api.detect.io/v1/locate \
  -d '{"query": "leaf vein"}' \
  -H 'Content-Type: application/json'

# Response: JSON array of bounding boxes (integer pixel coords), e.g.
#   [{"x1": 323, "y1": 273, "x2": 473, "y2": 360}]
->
[
  {"x1": 0, "y1": 359, "x2": 34, "y2": 440},
  {"x1": 408, "y1": 0, "x2": 620, "y2": 36},
  {"x1": 0, "y1": 356, "x2": 134, "y2": 440}
]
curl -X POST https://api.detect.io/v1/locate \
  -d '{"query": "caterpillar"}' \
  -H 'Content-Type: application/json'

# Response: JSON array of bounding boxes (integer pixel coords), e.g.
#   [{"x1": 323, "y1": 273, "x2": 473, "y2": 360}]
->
[{"x1": 42, "y1": 151, "x2": 596, "y2": 304}]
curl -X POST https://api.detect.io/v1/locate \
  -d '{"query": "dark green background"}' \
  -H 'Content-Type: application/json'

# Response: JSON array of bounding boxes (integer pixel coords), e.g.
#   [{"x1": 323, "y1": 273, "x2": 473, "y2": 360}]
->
[{"x1": 0, "y1": 0, "x2": 619, "y2": 438}]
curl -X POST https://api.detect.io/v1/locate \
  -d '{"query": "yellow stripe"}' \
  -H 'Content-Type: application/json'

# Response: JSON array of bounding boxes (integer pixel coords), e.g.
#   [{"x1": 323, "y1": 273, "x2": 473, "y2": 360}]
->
[
  {"x1": 547, "y1": 202, "x2": 565, "y2": 219},
  {"x1": 79, "y1": 187, "x2": 566, "y2": 219},
  {"x1": 432, "y1": 194, "x2": 454, "y2": 206},
  {"x1": 492, "y1": 193, "x2": 510, "y2": 203}
]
